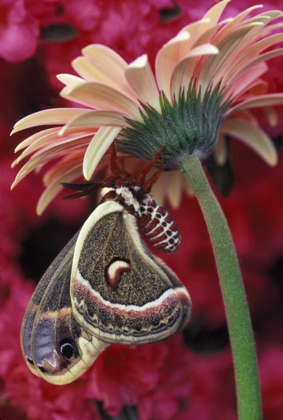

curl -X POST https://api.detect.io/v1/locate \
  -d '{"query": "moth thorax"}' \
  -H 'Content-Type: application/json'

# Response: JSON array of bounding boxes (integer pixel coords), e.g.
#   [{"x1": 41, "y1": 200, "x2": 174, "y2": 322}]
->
[
  {"x1": 137, "y1": 194, "x2": 181, "y2": 253},
  {"x1": 101, "y1": 186, "x2": 115, "y2": 198},
  {"x1": 101, "y1": 186, "x2": 140, "y2": 214}
]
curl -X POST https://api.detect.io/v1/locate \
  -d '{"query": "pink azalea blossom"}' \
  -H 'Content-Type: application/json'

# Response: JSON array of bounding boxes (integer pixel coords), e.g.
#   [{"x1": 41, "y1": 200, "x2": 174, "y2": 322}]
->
[
  {"x1": 0, "y1": 0, "x2": 39, "y2": 62},
  {"x1": 260, "y1": 346, "x2": 283, "y2": 419}
]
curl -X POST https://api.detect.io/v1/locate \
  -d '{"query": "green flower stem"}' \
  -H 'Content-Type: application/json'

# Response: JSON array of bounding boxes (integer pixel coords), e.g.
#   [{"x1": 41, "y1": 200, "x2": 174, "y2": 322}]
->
[{"x1": 179, "y1": 153, "x2": 262, "y2": 420}]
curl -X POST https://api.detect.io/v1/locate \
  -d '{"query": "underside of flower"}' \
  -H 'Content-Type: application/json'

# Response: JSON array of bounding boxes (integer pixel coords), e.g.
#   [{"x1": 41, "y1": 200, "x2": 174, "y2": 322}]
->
[
  {"x1": 119, "y1": 82, "x2": 230, "y2": 170},
  {"x1": 10, "y1": 0, "x2": 283, "y2": 213}
]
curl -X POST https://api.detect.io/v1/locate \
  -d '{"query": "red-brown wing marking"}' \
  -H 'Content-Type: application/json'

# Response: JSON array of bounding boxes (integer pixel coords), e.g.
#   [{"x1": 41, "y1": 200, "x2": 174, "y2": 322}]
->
[
  {"x1": 106, "y1": 259, "x2": 131, "y2": 290},
  {"x1": 71, "y1": 201, "x2": 191, "y2": 345}
]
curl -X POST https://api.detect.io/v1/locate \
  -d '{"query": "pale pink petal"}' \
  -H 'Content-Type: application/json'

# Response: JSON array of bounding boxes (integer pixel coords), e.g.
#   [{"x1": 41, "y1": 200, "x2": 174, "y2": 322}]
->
[
  {"x1": 233, "y1": 78, "x2": 268, "y2": 101},
  {"x1": 247, "y1": 32, "x2": 283, "y2": 58},
  {"x1": 233, "y1": 12, "x2": 283, "y2": 52},
  {"x1": 72, "y1": 56, "x2": 135, "y2": 101},
  {"x1": 213, "y1": 132, "x2": 228, "y2": 166},
  {"x1": 31, "y1": 138, "x2": 90, "y2": 162},
  {"x1": 125, "y1": 55, "x2": 160, "y2": 112},
  {"x1": 212, "y1": 5, "x2": 264, "y2": 44},
  {"x1": 83, "y1": 44, "x2": 127, "y2": 76},
  {"x1": 59, "y1": 110, "x2": 130, "y2": 136},
  {"x1": 16, "y1": 130, "x2": 95, "y2": 164},
  {"x1": 249, "y1": 79, "x2": 268, "y2": 96},
  {"x1": 203, "y1": 0, "x2": 230, "y2": 26},
  {"x1": 150, "y1": 171, "x2": 168, "y2": 204},
  {"x1": 168, "y1": 171, "x2": 182, "y2": 208},
  {"x1": 60, "y1": 83, "x2": 141, "y2": 120},
  {"x1": 263, "y1": 106, "x2": 278, "y2": 127},
  {"x1": 199, "y1": 23, "x2": 264, "y2": 90},
  {"x1": 177, "y1": 19, "x2": 212, "y2": 54},
  {"x1": 155, "y1": 31, "x2": 190, "y2": 101},
  {"x1": 229, "y1": 94, "x2": 283, "y2": 114},
  {"x1": 222, "y1": 33, "x2": 283, "y2": 85},
  {"x1": 171, "y1": 57, "x2": 199, "y2": 97},
  {"x1": 233, "y1": 14, "x2": 270, "y2": 29},
  {"x1": 260, "y1": 22, "x2": 283, "y2": 38},
  {"x1": 234, "y1": 13, "x2": 276, "y2": 31},
  {"x1": 171, "y1": 44, "x2": 219, "y2": 97},
  {"x1": 43, "y1": 151, "x2": 86, "y2": 185},
  {"x1": 220, "y1": 120, "x2": 277, "y2": 165},
  {"x1": 82, "y1": 44, "x2": 136, "y2": 100},
  {"x1": 228, "y1": 80, "x2": 269, "y2": 107},
  {"x1": 230, "y1": 109, "x2": 259, "y2": 125},
  {"x1": 72, "y1": 57, "x2": 103, "y2": 82},
  {"x1": 230, "y1": 48, "x2": 283, "y2": 87},
  {"x1": 173, "y1": 28, "x2": 222, "y2": 87},
  {"x1": 37, "y1": 166, "x2": 83, "y2": 215},
  {"x1": 257, "y1": 10, "x2": 283, "y2": 20},
  {"x1": 11, "y1": 157, "x2": 18, "y2": 169},
  {"x1": 12, "y1": 140, "x2": 90, "y2": 189},
  {"x1": 11, "y1": 109, "x2": 88, "y2": 134},
  {"x1": 178, "y1": 18, "x2": 211, "y2": 35},
  {"x1": 212, "y1": 22, "x2": 268, "y2": 84},
  {"x1": 11, "y1": 156, "x2": 50, "y2": 190},
  {"x1": 193, "y1": 20, "x2": 230, "y2": 48},
  {"x1": 57, "y1": 74, "x2": 86, "y2": 86},
  {"x1": 182, "y1": 174, "x2": 194, "y2": 197},
  {"x1": 83, "y1": 126, "x2": 121, "y2": 180},
  {"x1": 14, "y1": 128, "x2": 59, "y2": 152},
  {"x1": 225, "y1": 62, "x2": 268, "y2": 101}
]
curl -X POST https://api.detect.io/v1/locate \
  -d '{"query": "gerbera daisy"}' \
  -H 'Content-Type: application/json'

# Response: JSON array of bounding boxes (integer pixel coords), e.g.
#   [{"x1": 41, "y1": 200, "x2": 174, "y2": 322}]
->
[{"x1": 11, "y1": 0, "x2": 283, "y2": 214}]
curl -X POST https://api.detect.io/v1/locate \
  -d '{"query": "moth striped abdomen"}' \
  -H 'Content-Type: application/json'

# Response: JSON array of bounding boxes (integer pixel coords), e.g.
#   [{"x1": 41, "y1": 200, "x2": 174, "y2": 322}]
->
[
  {"x1": 63, "y1": 146, "x2": 182, "y2": 254},
  {"x1": 138, "y1": 194, "x2": 181, "y2": 253}
]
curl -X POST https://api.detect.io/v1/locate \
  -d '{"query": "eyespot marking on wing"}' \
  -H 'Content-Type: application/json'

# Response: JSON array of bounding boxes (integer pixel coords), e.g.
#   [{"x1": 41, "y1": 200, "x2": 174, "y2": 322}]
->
[{"x1": 105, "y1": 258, "x2": 131, "y2": 290}]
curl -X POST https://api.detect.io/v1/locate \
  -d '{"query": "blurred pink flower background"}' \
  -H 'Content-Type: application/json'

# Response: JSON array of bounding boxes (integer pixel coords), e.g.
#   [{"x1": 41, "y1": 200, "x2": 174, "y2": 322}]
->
[{"x1": 1, "y1": 1, "x2": 283, "y2": 419}]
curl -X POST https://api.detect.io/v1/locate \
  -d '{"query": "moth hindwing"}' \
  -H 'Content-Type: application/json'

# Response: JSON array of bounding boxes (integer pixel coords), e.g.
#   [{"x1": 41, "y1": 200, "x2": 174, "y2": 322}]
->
[
  {"x1": 71, "y1": 200, "x2": 192, "y2": 345},
  {"x1": 21, "y1": 232, "x2": 108, "y2": 385}
]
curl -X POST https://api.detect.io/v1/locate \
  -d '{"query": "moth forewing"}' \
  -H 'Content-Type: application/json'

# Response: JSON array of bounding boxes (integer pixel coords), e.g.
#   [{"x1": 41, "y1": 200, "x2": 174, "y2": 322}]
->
[
  {"x1": 71, "y1": 201, "x2": 192, "y2": 345},
  {"x1": 151, "y1": 255, "x2": 192, "y2": 332},
  {"x1": 21, "y1": 232, "x2": 108, "y2": 385}
]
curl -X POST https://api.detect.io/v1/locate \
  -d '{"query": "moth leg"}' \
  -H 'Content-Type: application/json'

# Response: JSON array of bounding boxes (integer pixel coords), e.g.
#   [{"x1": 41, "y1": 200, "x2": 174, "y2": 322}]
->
[
  {"x1": 142, "y1": 155, "x2": 165, "y2": 192},
  {"x1": 135, "y1": 146, "x2": 166, "y2": 187},
  {"x1": 109, "y1": 143, "x2": 132, "y2": 181}
]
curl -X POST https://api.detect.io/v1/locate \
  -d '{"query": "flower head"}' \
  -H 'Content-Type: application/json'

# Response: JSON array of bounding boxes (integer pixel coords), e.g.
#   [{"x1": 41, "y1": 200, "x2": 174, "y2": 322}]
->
[{"x1": 12, "y1": 1, "x2": 283, "y2": 212}]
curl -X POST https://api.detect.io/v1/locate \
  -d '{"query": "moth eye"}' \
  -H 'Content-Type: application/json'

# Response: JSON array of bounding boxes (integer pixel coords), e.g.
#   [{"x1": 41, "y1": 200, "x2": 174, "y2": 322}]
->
[{"x1": 60, "y1": 339, "x2": 75, "y2": 360}]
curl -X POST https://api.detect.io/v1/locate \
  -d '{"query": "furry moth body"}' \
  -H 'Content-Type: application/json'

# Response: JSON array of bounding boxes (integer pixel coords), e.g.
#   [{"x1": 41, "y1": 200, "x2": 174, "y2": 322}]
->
[{"x1": 21, "y1": 195, "x2": 191, "y2": 384}]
